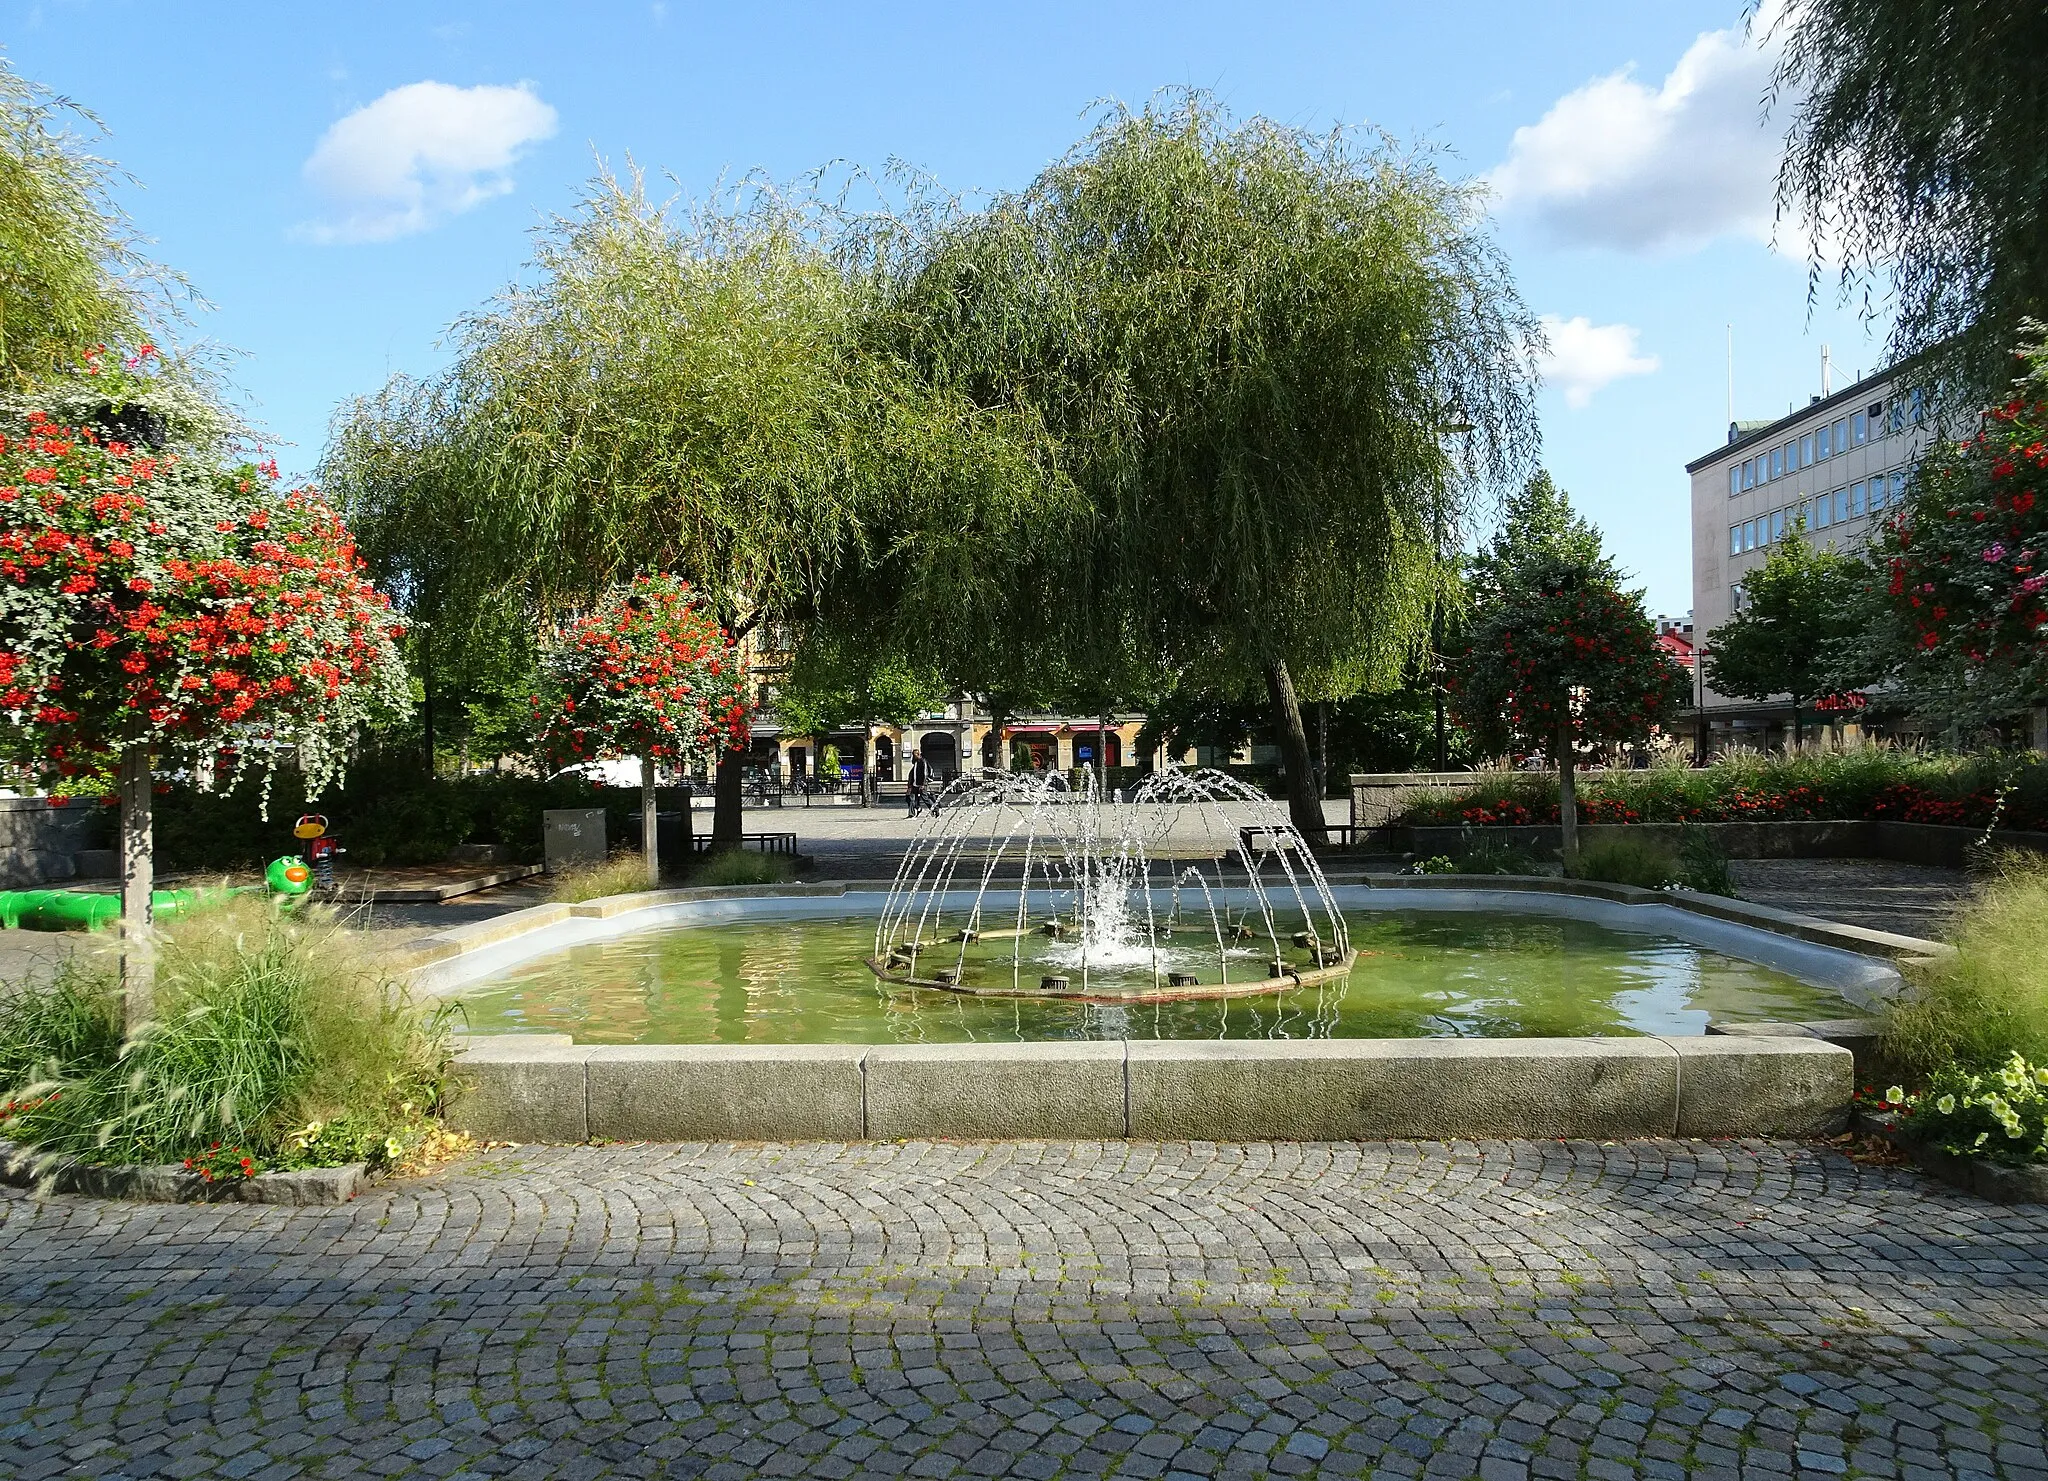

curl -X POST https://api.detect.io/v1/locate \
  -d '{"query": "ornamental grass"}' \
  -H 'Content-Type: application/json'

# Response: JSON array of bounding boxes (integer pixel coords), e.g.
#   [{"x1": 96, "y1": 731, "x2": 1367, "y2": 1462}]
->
[
  {"x1": 547, "y1": 851, "x2": 660, "y2": 904},
  {"x1": 1883, "y1": 850, "x2": 2048, "y2": 1080},
  {"x1": 689, "y1": 849, "x2": 797, "y2": 887},
  {"x1": 0, "y1": 898, "x2": 455, "y2": 1171}
]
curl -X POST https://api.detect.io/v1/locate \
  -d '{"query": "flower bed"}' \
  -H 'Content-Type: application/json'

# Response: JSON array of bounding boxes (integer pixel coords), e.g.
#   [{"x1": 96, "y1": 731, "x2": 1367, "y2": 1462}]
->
[{"x1": 1393, "y1": 751, "x2": 2048, "y2": 833}]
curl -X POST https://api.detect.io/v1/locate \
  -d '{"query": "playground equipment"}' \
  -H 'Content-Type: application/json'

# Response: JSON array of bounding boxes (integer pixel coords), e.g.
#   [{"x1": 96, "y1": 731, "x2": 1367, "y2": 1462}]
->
[
  {"x1": 0, "y1": 856, "x2": 313, "y2": 932},
  {"x1": 294, "y1": 815, "x2": 343, "y2": 889}
]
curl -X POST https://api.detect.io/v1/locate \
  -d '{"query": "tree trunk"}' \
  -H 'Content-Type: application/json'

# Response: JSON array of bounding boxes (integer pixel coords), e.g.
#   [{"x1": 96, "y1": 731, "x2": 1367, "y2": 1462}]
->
[
  {"x1": 992, "y1": 704, "x2": 1011, "y2": 772},
  {"x1": 118, "y1": 745, "x2": 155, "y2": 1033},
  {"x1": 860, "y1": 715, "x2": 874, "y2": 806},
  {"x1": 1316, "y1": 701, "x2": 1329, "y2": 801},
  {"x1": 713, "y1": 744, "x2": 744, "y2": 846},
  {"x1": 1557, "y1": 727, "x2": 1579, "y2": 865},
  {"x1": 420, "y1": 628, "x2": 436, "y2": 777},
  {"x1": 1097, "y1": 711, "x2": 1110, "y2": 795},
  {"x1": 2033, "y1": 703, "x2": 2048, "y2": 758},
  {"x1": 640, "y1": 756, "x2": 660, "y2": 888},
  {"x1": 1263, "y1": 659, "x2": 1328, "y2": 847}
]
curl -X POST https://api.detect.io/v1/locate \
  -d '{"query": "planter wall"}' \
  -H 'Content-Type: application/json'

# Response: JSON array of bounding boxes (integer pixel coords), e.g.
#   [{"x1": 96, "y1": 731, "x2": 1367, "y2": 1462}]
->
[
  {"x1": 0, "y1": 797, "x2": 108, "y2": 888},
  {"x1": 1354, "y1": 818, "x2": 2048, "y2": 866}
]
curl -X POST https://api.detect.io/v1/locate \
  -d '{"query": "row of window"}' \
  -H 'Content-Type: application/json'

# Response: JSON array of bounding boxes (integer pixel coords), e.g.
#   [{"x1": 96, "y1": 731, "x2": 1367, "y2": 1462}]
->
[
  {"x1": 1728, "y1": 467, "x2": 1910, "y2": 556},
  {"x1": 1726, "y1": 391, "x2": 1923, "y2": 497}
]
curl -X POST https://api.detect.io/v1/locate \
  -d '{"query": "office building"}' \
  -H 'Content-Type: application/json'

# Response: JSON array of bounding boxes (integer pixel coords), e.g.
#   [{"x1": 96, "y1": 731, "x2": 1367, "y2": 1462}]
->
[{"x1": 1685, "y1": 366, "x2": 1936, "y2": 747}]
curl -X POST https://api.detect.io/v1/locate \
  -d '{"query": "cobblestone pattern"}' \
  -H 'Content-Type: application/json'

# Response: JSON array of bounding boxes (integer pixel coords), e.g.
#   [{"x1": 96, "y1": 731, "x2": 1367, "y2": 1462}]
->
[{"x1": 3, "y1": 1139, "x2": 2044, "y2": 1480}]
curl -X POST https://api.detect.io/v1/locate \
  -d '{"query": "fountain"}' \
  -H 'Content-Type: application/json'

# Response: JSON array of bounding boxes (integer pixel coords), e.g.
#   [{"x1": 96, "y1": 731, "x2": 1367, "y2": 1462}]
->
[{"x1": 868, "y1": 766, "x2": 1355, "y2": 1002}]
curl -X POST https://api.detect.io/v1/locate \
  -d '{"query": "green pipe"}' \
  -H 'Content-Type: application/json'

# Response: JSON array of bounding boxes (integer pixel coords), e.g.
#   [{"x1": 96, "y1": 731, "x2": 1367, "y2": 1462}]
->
[{"x1": 0, "y1": 857, "x2": 314, "y2": 932}]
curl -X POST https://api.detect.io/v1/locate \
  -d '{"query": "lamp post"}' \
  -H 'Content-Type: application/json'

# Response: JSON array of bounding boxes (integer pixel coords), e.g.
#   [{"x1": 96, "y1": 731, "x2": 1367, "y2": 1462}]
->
[{"x1": 1692, "y1": 639, "x2": 1709, "y2": 767}]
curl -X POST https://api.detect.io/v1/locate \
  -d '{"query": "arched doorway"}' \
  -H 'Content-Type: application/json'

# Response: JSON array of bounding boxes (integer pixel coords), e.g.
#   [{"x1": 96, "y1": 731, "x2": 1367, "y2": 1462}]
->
[
  {"x1": 873, "y1": 735, "x2": 895, "y2": 781},
  {"x1": 919, "y1": 731, "x2": 957, "y2": 779}
]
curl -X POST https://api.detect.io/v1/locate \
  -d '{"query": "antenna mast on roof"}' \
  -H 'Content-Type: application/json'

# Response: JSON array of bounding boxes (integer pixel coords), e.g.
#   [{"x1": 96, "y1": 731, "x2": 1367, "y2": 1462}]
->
[
  {"x1": 1821, "y1": 344, "x2": 1832, "y2": 397},
  {"x1": 1726, "y1": 325, "x2": 1734, "y2": 425}
]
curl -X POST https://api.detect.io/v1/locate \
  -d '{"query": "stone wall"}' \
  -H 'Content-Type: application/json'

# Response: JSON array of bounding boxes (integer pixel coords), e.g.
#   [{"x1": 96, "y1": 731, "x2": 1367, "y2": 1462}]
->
[
  {"x1": 0, "y1": 797, "x2": 109, "y2": 888},
  {"x1": 1369, "y1": 818, "x2": 2048, "y2": 866}
]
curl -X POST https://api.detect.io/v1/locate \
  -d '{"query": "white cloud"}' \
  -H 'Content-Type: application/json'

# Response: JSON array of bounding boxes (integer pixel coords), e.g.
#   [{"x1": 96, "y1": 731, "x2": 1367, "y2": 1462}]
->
[
  {"x1": 298, "y1": 81, "x2": 557, "y2": 244},
  {"x1": 1537, "y1": 315, "x2": 1660, "y2": 408},
  {"x1": 1487, "y1": 11, "x2": 1786, "y2": 253}
]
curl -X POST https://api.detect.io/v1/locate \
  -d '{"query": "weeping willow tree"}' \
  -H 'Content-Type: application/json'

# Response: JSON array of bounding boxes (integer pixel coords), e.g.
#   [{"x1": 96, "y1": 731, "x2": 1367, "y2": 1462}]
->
[
  {"x1": 0, "y1": 53, "x2": 188, "y2": 386},
  {"x1": 873, "y1": 93, "x2": 1541, "y2": 840},
  {"x1": 1768, "y1": 0, "x2": 2048, "y2": 403},
  {"x1": 326, "y1": 168, "x2": 1064, "y2": 840}
]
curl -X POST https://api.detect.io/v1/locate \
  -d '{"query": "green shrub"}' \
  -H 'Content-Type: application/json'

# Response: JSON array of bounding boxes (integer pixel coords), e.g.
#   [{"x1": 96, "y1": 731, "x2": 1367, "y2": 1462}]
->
[
  {"x1": 1884, "y1": 852, "x2": 2048, "y2": 1078},
  {"x1": 145, "y1": 753, "x2": 670, "y2": 872},
  {"x1": 1675, "y1": 825, "x2": 1739, "y2": 898},
  {"x1": 0, "y1": 899, "x2": 455, "y2": 1169},
  {"x1": 548, "y1": 852, "x2": 658, "y2": 903},
  {"x1": 1565, "y1": 834, "x2": 1683, "y2": 889},
  {"x1": 690, "y1": 849, "x2": 797, "y2": 886},
  {"x1": 1409, "y1": 835, "x2": 1547, "y2": 876},
  {"x1": 1878, "y1": 1054, "x2": 2048, "y2": 1165}
]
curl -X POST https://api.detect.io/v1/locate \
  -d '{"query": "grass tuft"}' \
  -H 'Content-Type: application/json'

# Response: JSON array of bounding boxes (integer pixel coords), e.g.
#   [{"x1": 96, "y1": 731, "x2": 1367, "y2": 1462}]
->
[
  {"x1": 0, "y1": 897, "x2": 454, "y2": 1169},
  {"x1": 689, "y1": 849, "x2": 796, "y2": 887},
  {"x1": 547, "y1": 852, "x2": 658, "y2": 903},
  {"x1": 1565, "y1": 834, "x2": 1683, "y2": 890},
  {"x1": 1885, "y1": 851, "x2": 2048, "y2": 1079}
]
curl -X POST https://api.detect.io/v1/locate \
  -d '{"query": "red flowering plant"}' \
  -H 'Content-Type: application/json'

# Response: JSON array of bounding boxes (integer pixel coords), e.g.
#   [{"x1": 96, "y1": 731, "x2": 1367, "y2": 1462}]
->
[
  {"x1": 1450, "y1": 552, "x2": 1689, "y2": 857},
  {"x1": 1863, "y1": 330, "x2": 2048, "y2": 728},
  {"x1": 1, "y1": 354, "x2": 409, "y2": 1016},
  {"x1": 532, "y1": 572, "x2": 750, "y2": 885}
]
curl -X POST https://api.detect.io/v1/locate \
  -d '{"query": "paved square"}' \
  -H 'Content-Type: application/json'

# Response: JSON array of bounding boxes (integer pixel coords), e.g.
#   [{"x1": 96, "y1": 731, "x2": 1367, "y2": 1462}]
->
[{"x1": 2, "y1": 1138, "x2": 2043, "y2": 1479}]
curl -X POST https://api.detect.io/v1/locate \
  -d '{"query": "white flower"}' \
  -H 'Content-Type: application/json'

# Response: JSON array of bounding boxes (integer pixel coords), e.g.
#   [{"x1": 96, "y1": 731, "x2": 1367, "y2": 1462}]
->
[
  {"x1": 1936, "y1": 1095, "x2": 1956, "y2": 1115},
  {"x1": 1884, "y1": 1086, "x2": 1906, "y2": 1106}
]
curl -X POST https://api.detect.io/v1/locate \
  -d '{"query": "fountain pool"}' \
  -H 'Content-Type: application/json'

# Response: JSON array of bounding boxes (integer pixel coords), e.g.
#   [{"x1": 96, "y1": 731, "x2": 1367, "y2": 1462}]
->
[
  {"x1": 452, "y1": 903, "x2": 1870, "y2": 1045},
  {"x1": 432, "y1": 770, "x2": 1900, "y2": 1051}
]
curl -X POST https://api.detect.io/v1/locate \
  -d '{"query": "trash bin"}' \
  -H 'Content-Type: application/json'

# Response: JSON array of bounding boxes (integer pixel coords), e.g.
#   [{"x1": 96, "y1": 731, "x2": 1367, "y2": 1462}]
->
[
  {"x1": 542, "y1": 808, "x2": 607, "y2": 871},
  {"x1": 621, "y1": 809, "x2": 692, "y2": 877}
]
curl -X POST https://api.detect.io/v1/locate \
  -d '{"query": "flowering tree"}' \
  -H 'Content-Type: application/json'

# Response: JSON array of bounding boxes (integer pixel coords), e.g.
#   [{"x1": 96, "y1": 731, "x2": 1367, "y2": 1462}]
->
[
  {"x1": 0, "y1": 370, "x2": 409, "y2": 1020},
  {"x1": 532, "y1": 573, "x2": 751, "y2": 886},
  {"x1": 1862, "y1": 333, "x2": 2048, "y2": 734},
  {"x1": 1449, "y1": 479, "x2": 1688, "y2": 858}
]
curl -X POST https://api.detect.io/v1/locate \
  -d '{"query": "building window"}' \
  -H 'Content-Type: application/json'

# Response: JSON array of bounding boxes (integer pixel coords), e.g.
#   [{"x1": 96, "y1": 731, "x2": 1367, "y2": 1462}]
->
[
  {"x1": 1908, "y1": 387, "x2": 1926, "y2": 424},
  {"x1": 1771, "y1": 508, "x2": 1787, "y2": 541},
  {"x1": 1769, "y1": 447, "x2": 1782, "y2": 479},
  {"x1": 1730, "y1": 524, "x2": 1742, "y2": 556},
  {"x1": 1742, "y1": 458, "x2": 1755, "y2": 490},
  {"x1": 1731, "y1": 584, "x2": 1746, "y2": 611},
  {"x1": 1816, "y1": 423, "x2": 1832, "y2": 459},
  {"x1": 1729, "y1": 466, "x2": 1741, "y2": 498},
  {"x1": 1852, "y1": 411, "x2": 1867, "y2": 445},
  {"x1": 1831, "y1": 486, "x2": 1847, "y2": 523},
  {"x1": 1888, "y1": 399, "x2": 1905, "y2": 434},
  {"x1": 1814, "y1": 492, "x2": 1832, "y2": 529},
  {"x1": 1834, "y1": 417, "x2": 1848, "y2": 454},
  {"x1": 1801, "y1": 432, "x2": 1815, "y2": 466},
  {"x1": 1849, "y1": 480, "x2": 1866, "y2": 516}
]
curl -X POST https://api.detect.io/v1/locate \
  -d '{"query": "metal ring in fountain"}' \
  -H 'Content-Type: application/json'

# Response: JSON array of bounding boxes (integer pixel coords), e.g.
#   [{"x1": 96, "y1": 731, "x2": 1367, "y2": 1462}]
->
[{"x1": 867, "y1": 766, "x2": 1355, "y2": 1003}]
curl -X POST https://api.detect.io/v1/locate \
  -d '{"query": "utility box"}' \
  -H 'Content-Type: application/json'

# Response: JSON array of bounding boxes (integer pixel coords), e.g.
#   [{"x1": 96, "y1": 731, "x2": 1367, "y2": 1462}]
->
[{"x1": 542, "y1": 808, "x2": 606, "y2": 871}]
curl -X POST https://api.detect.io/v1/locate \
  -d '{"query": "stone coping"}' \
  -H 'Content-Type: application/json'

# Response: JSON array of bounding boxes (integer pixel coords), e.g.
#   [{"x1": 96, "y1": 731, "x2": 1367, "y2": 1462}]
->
[
  {"x1": 445, "y1": 1032, "x2": 1853, "y2": 1145},
  {"x1": 0, "y1": 1140, "x2": 366, "y2": 1204},
  {"x1": 399, "y1": 876, "x2": 1933, "y2": 1010}
]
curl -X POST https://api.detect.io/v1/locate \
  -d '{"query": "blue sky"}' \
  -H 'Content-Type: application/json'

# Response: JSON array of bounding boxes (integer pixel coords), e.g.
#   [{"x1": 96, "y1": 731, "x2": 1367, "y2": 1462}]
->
[{"x1": 5, "y1": 0, "x2": 1886, "y2": 616}]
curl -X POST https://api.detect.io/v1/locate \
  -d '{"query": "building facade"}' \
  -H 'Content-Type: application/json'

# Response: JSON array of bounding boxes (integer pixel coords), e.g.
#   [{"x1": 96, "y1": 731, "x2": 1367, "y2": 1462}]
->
[{"x1": 1685, "y1": 367, "x2": 1936, "y2": 746}]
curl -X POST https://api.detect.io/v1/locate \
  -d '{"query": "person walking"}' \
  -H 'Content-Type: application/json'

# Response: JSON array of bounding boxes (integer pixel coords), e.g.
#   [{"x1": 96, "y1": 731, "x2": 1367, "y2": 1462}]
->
[{"x1": 907, "y1": 752, "x2": 929, "y2": 817}]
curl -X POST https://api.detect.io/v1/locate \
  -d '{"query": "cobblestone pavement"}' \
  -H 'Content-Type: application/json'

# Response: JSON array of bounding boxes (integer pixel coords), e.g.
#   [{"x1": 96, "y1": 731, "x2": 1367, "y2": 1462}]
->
[
  {"x1": 4, "y1": 1139, "x2": 2045, "y2": 1480},
  {"x1": 1729, "y1": 860, "x2": 1974, "y2": 942}
]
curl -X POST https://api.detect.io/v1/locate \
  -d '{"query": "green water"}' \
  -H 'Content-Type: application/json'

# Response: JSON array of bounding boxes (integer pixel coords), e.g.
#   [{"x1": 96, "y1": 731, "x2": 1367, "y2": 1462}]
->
[{"x1": 453, "y1": 911, "x2": 1857, "y2": 1044}]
